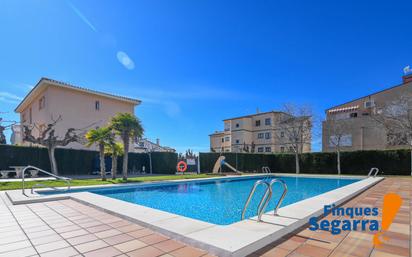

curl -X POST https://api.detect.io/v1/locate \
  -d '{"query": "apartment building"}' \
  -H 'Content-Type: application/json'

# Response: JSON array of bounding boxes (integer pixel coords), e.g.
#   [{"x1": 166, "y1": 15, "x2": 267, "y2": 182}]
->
[
  {"x1": 14, "y1": 77, "x2": 141, "y2": 150},
  {"x1": 209, "y1": 111, "x2": 311, "y2": 153},
  {"x1": 322, "y1": 72, "x2": 412, "y2": 152}
]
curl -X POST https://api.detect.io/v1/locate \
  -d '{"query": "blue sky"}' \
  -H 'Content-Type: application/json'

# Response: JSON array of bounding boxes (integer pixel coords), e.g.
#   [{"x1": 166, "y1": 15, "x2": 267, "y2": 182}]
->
[{"x1": 0, "y1": 0, "x2": 411, "y2": 153}]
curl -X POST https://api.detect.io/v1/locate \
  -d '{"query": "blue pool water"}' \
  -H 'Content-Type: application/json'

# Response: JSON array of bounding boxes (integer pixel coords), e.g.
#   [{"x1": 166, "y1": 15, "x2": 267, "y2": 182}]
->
[{"x1": 42, "y1": 176, "x2": 360, "y2": 225}]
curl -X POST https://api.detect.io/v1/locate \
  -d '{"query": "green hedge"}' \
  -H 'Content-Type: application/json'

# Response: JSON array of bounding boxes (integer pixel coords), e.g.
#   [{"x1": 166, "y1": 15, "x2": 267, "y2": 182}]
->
[
  {"x1": 199, "y1": 149, "x2": 411, "y2": 176},
  {"x1": 2, "y1": 144, "x2": 409, "y2": 176},
  {"x1": 0, "y1": 145, "x2": 178, "y2": 175}
]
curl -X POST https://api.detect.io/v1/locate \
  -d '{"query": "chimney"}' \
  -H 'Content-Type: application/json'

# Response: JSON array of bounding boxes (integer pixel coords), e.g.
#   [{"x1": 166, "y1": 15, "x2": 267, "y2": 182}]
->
[
  {"x1": 156, "y1": 138, "x2": 160, "y2": 145},
  {"x1": 403, "y1": 74, "x2": 412, "y2": 84},
  {"x1": 403, "y1": 66, "x2": 412, "y2": 83}
]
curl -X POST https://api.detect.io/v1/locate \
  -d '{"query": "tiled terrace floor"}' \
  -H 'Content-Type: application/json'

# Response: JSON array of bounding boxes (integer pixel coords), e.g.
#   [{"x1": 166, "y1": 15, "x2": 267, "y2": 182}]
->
[
  {"x1": 0, "y1": 193, "x2": 214, "y2": 257},
  {"x1": 0, "y1": 177, "x2": 410, "y2": 257}
]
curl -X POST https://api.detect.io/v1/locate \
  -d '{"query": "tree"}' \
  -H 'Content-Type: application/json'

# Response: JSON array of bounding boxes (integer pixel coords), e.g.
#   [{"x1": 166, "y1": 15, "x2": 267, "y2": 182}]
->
[
  {"x1": 110, "y1": 113, "x2": 144, "y2": 181},
  {"x1": 324, "y1": 115, "x2": 351, "y2": 175},
  {"x1": 185, "y1": 149, "x2": 197, "y2": 158},
  {"x1": 0, "y1": 117, "x2": 16, "y2": 144},
  {"x1": 242, "y1": 142, "x2": 249, "y2": 153},
  {"x1": 85, "y1": 127, "x2": 112, "y2": 181},
  {"x1": 373, "y1": 94, "x2": 412, "y2": 175},
  {"x1": 22, "y1": 116, "x2": 84, "y2": 175},
  {"x1": 105, "y1": 141, "x2": 124, "y2": 180},
  {"x1": 250, "y1": 141, "x2": 255, "y2": 153},
  {"x1": 275, "y1": 104, "x2": 312, "y2": 174}
]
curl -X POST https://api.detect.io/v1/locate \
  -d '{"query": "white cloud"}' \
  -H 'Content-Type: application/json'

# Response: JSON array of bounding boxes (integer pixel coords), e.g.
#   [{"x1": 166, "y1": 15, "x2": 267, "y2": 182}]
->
[
  {"x1": 135, "y1": 84, "x2": 249, "y2": 118},
  {"x1": 116, "y1": 51, "x2": 135, "y2": 70},
  {"x1": 136, "y1": 86, "x2": 246, "y2": 101},
  {"x1": 67, "y1": 0, "x2": 97, "y2": 32},
  {"x1": 140, "y1": 97, "x2": 181, "y2": 118},
  {"x1": 0, "y1": 92, "x2": 22, "y2": 104}
]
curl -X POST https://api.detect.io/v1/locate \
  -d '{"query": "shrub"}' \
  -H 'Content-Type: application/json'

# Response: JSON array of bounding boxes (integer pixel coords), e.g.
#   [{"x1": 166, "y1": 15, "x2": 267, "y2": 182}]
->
[
  {"x1": 199, "y1": 149, "x2": 411, "y2": 175},
  {"x1": 0, "y1": 144, "x2": 178, "y2": 175}
]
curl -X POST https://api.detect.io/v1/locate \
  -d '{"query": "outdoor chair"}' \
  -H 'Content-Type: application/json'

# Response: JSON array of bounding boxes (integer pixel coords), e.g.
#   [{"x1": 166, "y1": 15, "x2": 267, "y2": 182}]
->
[
  {"x1": 0, "y1": 170, "x2": 12, "y2": 179},
  {"x1": 30, "y1": 170, "x2": 39, "y2": 177}
]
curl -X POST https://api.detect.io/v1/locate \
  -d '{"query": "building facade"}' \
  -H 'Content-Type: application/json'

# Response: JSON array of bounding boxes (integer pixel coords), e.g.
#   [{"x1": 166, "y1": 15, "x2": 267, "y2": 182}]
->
[
  {"x1": 14, "y1": 77, "x2": 141, "y2": 150},
  {"x1": 209, "y1": 111, "x2": 311, "y2": 153},
  {"x1": 134, "y1": 138, "x2": 176, "y2": 153},
  {"x1": 322, "y1": 73, "x2": 412, "y2": 152}
]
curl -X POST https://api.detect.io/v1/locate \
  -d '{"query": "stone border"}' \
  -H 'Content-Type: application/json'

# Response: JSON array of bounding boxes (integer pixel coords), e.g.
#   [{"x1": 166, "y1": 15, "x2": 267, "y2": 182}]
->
[{"x1": 5, "y1": 174, "x2": 384, "y2": 257}]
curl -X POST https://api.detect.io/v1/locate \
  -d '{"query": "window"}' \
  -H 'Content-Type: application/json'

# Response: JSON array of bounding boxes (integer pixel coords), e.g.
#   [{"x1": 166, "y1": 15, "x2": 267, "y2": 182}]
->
[
  {"x1": 265, "y1": 118, "x2": 271, "y2": 125},
  {"x1": 95, "y1": 101, "x2": 100, "y2": 110},
  {"x1": 257, "y1": 147, "x2": 264, "y2": 152},
  {"x1": 38, "y1": 96, "x2": 45, "y2": 110},
  {"x1": 235, "y1": 139, "x2": 240, "y2": 144},
  {"x1": 350, "y1": 112, "x2": 357, "y2": 118},
  {"x1": 255, "y1": 120, "x2": 261, "y2": 127},
  {"x1": 265, "y1": 132, "x2": 271, "y2": 139},
  {"x1": 221, "y1": 138, "x2": 224, "y2": 143},
  {"x1": 235, "y1": 123, "x2": 240, "y2": 128},
  {"x1": 280, "y1": 131, "x2": 284, "y2": 137},
  {"x1": 334, "y1": 113, "x2": 350, "y2": 120},
  {"x1": 364, "y1": 100, "x2": 375, "y2": 108},
  {"x1": 329, "y1": 134, "x2": 352, "y2": 147},
  {"x1": 265, "y1": 147, "x2": 271, "y2": 152},
  {"x1": 362, "y1": 113, "x2": 369, "y2": 116},
  {"x1": 258, "y1": 133, "x2": 264, "y2": 139},
  {"x1": 280, "y1": 146, "x2": 285, "y2": 152},
  {"x1": 224, "y1": 122, "x2": 231, "y2": 131},
  {"x1": 289, "y1": 146, "x2": 294, "y2": 152},
  {"x1": 224, "y1": 136, "x2": 230, "y2": 142}
]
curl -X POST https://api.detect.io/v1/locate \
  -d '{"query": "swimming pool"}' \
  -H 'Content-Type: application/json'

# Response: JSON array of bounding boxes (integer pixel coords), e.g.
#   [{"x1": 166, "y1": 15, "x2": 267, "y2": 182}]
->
[{"x1": 40, "y1": 175, "x2": 360, "y2": 225}]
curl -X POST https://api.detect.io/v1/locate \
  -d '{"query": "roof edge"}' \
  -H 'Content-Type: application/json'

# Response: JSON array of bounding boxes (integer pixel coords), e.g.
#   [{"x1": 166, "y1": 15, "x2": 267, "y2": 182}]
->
[
  {"x1": 222, "y1": 110, "x2": 285, "y2": 121},
  {"x1": 325, "y1": 80, "x2": 411, "y2": 113},
  {"x1": 15, "y1": 77, "x2": 141, "y2": 113}
]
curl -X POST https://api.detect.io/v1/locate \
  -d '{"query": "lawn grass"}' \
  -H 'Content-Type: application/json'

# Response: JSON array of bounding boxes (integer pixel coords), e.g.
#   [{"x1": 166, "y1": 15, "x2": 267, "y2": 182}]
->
[{"x1": 0, "y1": 174, "x2": 223, "y2": 191}]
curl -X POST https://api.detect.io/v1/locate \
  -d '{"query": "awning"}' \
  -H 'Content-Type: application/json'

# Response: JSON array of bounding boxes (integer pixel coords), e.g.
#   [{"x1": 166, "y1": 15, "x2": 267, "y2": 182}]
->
[{"x1": 328, "y1": 105, "x2": 359, "y2": 113}]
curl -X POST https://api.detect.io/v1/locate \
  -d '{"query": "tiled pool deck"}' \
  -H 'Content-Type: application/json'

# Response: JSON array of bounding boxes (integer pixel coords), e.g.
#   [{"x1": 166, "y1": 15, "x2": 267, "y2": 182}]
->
[
  {"x1": 251, "y1": 177, "x2": 411, "y2": 257},
  {"x1": 0, "y1": 177, "x2": 410, "y2": 257},
  {"x1": 0, "y1": 192, "x2": 214, "y2": 257}
]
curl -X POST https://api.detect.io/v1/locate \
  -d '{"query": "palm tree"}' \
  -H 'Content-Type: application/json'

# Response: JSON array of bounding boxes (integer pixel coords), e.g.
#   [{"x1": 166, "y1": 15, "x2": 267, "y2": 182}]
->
[
  {"x1": 105, "y1": 141, "x2": 124, "y2": 180},
  {"x1": 110, "y1": 113, "x2": 144, "y2": 180},
  {"x1": 85, "y1": 127, "x2": 112, "y2": 181}
]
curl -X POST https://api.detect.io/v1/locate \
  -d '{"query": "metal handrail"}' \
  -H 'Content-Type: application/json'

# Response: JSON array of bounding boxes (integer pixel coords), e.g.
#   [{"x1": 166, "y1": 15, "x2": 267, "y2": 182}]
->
[
  {"x1": 241, "y1": 180, "x2": 271, "y2": 221},
  {"x1": 262, "y1": 166, "x2": 271, "y2": 173},
  {"x1": 22, "y1": 165, "x2": 71, "y2": 195},
  {"x1": 257, "y1": 179, "x2": 288, "y2": 219},
  {"x1": 368, "y1": 167, "x2": 379, "y2": 177},
  {"x1": 267, "y1": 179, "x2": 288, "y2": 215}
]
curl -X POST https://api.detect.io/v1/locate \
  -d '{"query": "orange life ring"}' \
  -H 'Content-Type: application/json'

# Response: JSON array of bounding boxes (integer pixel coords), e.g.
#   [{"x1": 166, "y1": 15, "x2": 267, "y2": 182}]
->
[{"x1": 177, "y1": 161, "x2": 187, "y2": 172}]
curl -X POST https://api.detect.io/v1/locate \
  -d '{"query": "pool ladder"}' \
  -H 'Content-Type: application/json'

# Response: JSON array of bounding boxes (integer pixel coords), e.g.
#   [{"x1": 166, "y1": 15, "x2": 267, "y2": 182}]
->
[
  {"x1": 241, "y1": 178, "x2": 288, "y2": 222},
  {"x1": 261, "y1": 166, "x2": 271, "y2": 173},
  {"x1": 21, "y1": 165, "x2": 71, "y2": 196},
  {"x1": 367, "y1": 167, "x2": 379, "y2": 177}
]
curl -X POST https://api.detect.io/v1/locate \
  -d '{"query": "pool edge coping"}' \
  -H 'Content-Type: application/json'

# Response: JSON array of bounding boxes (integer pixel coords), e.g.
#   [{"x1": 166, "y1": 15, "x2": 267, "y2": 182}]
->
[{"x1": 5, "y1": 175, "x2": 384, "y2": 257}]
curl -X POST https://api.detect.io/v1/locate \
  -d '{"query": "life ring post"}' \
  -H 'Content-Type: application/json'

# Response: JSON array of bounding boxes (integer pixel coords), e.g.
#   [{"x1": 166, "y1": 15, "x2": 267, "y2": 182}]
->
[{"x1": 177, "y1": 161, "x2": 188, "y2": 173}]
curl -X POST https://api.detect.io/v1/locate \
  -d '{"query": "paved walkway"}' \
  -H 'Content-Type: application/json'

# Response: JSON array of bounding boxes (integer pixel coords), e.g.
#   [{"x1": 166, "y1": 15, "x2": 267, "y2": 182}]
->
[{"x1": 0, "y1": 178, "x2": 410, "y2": 257}]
